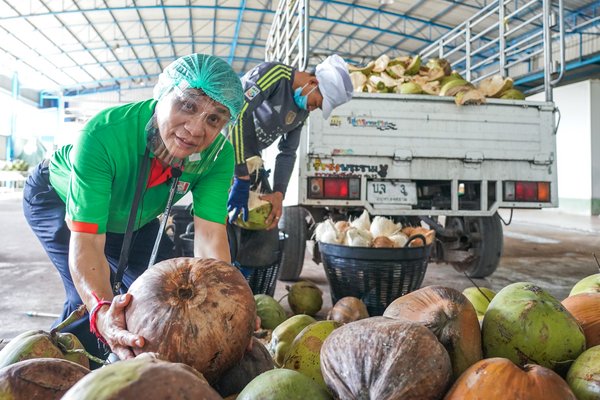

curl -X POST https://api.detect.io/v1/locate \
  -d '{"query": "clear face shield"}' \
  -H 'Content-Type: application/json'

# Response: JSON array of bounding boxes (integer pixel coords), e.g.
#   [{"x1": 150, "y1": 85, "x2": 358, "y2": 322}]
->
[{"x1": 147, "y1": 86, "x2": 237, "y2": 175}]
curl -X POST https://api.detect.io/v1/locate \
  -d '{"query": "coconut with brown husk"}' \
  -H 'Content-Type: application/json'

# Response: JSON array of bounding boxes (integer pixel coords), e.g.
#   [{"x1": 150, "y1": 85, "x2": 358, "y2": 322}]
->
[
  {"x1": 0, "y1": 358, "x2": 89, "y2": 400},
  {"x1": 125, "y1": 258, "x2": 256, "y2": 384}
]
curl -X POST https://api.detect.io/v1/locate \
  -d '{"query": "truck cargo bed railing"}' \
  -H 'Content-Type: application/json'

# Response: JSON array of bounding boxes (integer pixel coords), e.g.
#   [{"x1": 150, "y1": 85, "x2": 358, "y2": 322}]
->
[
  {"x1": 265, "y1": 0, "x2": 309, "y2": 71},
  {"x1": 419, "y1": 0, "x2": 565, "y2": 101}
]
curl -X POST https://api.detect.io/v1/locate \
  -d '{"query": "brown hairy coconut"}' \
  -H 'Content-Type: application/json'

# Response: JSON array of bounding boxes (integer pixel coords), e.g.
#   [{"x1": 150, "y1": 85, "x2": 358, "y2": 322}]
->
[
  {"x1": 445, "y1": 357, "x2": 576, "y2": 399},
  {"x1": 383, "y1": 285, "x2": 482, "y2": 380},
  {"x1": 213, "y1": 337, "x2": 275, "y2": 397},
  {"x1": 125, "y1": 257, "x2": 256, "y2": 384},
  {"x1": 327, "y1": 296, "x2": 369, "y2": 324},
  {"x1": 0, "y1": 358, "x2": 89, "y2": 400},
  {"x1": 62, "y1": 353, "x2": 222, "y2": 400},
  {"x1": 561, "y1": 292, "x2": 600, "y2": 348},
  {"x1": 320, "y1": 316, "x2": 452, "y2": 399}
]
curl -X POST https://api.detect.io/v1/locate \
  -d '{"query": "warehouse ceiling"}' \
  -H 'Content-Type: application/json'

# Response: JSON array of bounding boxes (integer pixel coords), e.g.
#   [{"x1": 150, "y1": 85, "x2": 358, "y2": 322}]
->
[{"x1": 1, "y1": 0, "x2": 599, "y2": 99}]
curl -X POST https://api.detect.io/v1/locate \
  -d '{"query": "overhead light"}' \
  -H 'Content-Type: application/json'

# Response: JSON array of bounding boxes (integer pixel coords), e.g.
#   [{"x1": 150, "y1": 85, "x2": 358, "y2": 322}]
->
[
  {"x1": 380, "y1": 0, "x2": 394, "y2": 5},
  {"x1": 113, "y1": 43, "x2": 124, "y2": 54}
]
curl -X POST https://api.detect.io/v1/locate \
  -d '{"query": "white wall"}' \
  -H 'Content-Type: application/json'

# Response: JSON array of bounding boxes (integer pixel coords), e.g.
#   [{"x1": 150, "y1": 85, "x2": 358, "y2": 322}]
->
[{"x1": 531, "y1": 79, "x2": 600, "y2": 215}]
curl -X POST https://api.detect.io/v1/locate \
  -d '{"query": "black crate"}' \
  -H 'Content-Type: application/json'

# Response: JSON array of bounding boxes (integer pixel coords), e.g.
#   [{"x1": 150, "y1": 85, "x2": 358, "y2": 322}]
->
[
  {"x1": 319, "y1": 237, "x2": 431, "y2": 316},
  {"x1": 179, "y1": 230, "x2": 285, "y2": 297}
]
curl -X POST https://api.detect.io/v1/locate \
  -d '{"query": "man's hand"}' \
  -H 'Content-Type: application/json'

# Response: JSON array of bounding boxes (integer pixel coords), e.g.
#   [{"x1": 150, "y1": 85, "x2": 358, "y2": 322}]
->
[
  {"x1": 260, "y1": 191, "x2": 284, "y2": 230},
  {"x1": 227, "y1": 177, "x2": 251, "y2": 222},
  {"x1": 96, "y1": 293, "x2": 144, "y2": 360}
]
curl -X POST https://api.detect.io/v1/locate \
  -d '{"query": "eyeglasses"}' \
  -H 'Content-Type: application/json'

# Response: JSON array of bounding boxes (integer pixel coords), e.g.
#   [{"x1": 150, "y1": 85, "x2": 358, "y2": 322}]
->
[{"x1": 172, "y1": 87, "x2": 231, "y2": 135}]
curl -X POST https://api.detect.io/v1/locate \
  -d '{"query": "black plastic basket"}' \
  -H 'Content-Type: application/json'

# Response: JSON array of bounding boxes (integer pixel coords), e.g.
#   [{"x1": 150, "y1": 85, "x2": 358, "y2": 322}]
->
[
  {"x1": 319, "y1": 235, "x2": 431, "y2": 316},
  {"x1": 180, "y1": 226, "x2": 285, "y2": 296}
]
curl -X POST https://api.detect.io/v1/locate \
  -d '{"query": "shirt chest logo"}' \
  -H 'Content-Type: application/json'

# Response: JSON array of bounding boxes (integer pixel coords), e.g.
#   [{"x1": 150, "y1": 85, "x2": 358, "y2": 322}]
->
[
  {"x1": 245, "y1": 85, "x2": 260, "y2": 100},
  {"x1": 285, "y1": 111, "x2": 297, "y2": 125},
  {"x1": 177, "y1": 181, "x2": 190, "y2": 194}
]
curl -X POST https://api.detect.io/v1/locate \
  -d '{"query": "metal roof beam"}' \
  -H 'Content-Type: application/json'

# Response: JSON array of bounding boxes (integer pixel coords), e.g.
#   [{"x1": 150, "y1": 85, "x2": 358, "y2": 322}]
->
[
  {"x1": 229, "y1": 0, "x2": 247, "y2": 65},
  {"x1": 242, "y1": 0, "x2": 272, "y2": 72},
  {"x1": 132, "y1": 1, "x2": 159, "y2": 73}
]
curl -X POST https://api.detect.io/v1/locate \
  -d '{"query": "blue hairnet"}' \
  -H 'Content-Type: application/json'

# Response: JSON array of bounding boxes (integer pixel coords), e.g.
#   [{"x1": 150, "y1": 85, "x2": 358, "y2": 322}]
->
[{"x1": 153, "y1": 54, "x2": 243, "y2": 120}]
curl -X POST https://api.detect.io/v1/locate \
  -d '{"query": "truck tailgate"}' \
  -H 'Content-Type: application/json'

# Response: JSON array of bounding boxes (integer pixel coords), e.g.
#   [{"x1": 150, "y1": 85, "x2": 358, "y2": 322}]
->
[{"x1": 308, "y1": 93, "x2": 556, "y2": 164}]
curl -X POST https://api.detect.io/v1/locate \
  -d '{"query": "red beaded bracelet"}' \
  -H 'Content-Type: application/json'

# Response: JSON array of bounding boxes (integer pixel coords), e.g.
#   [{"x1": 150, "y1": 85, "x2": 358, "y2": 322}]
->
[{"x1": 89, "y1": 292, "x2": 112, "y2": 345}]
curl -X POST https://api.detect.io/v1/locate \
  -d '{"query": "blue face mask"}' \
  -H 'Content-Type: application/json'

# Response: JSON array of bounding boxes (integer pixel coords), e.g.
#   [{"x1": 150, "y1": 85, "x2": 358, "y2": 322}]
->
[{"x1": 293, "y1": 83, "x2": 318, "y2": 110}]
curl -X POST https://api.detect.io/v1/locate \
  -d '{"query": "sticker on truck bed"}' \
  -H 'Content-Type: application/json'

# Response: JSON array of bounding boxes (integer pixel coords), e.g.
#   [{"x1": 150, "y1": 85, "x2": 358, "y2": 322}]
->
[{"x1": 311, "y1": 158, "x2": 388, "y2": 178}]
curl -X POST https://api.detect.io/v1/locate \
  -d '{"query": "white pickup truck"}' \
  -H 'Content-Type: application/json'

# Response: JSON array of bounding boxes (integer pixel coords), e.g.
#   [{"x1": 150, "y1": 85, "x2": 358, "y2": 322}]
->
[
  {"x1": 267, "y1": 0, "x2": 564, "y2": 280},
  {"x1": 276, "y1": 93, "x2": 557, "y2": 279}
]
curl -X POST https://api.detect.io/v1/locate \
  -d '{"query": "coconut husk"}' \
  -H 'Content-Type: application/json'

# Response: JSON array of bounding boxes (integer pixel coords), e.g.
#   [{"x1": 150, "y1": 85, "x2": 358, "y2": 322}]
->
[
  {"x1": 348, "y1": 61, "x2": 375, "y2": 75},
  {"x1": 350, "y1": 71, "x2": 368, "y2": 92},
  {"x1": 423, "y1": 66, "x2": 447, "y2": 82},
  {"x1": 426, "y1": 58, "x2": 452, "y2": 76},
  {"x1": 373, "y1": 236, "x2": 396, "y2": 248},
  {"x1": 385, "y1": 64, "x2": 405, "y2": 79},
  {"x1": 372, "y1": 55, "x2": 390, "y2": 73},
  {"x1": 404, "y1": 55, "x2": 421, "y2": 75},
  {"x1": 500, "y1": 88, "x2": 526, "y2": 100},
  {"x1": 477, "y1": 75, "x2": 513, "y2": 98},
  {"x1": 455, "y1": 89, "x2": 487, "y2": 106},
  {"x1": 440, "y1": 79, "x2": 469, "y2": 96}
]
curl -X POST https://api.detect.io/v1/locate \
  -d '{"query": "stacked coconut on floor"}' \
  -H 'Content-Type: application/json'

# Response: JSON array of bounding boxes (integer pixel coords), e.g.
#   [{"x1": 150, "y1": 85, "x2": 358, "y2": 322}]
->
[
  {"x1": 1, "y1": 255, "x2": 599, "y2": 399},
  {"x1": 349, "y1": 54, "x2": 526, "y2": 106}
]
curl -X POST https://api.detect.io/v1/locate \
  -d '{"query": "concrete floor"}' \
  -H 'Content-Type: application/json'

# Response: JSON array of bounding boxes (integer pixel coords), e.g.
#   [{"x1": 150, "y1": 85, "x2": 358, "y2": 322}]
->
[{"x1": 2, "y1": 192, "x2": 600, "y2": 340}]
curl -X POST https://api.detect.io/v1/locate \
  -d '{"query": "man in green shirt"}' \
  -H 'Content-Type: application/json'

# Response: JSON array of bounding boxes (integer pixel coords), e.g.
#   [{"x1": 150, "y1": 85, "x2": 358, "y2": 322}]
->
[{"x1": 23, "y1": 54, "x2": 243, "y2": 363}]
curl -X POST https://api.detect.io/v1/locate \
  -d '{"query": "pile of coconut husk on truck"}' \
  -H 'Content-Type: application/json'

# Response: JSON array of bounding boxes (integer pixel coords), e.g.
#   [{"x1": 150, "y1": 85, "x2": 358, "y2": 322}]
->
[
  {"x1": 1, "y1": 255, "x2": 599, "y2": 399},
  {"x1": 349, "y1": 54, "x2": 526, "y2": 106}
]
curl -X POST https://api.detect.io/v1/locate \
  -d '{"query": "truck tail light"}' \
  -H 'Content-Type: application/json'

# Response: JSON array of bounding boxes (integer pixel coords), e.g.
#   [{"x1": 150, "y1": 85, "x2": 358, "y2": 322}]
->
[
  {"x1": 504, "y1": 181, "x2": 550, "y2": 202},
  {"x1": 308, "y1": 177, "x2": 360, "y2": 199}
]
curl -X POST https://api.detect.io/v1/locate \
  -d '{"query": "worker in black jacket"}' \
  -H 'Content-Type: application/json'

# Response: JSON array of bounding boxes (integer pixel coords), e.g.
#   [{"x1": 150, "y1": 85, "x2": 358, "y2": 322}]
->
[{"x1": 227, "y1": 55, "x2": 353, "y2": 230}]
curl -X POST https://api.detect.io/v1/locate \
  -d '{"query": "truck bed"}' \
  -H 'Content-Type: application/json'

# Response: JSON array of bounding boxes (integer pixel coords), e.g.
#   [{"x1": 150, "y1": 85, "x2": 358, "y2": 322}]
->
[{"x1": 293, "y1": 93, "x2": 558, "y2": 216}]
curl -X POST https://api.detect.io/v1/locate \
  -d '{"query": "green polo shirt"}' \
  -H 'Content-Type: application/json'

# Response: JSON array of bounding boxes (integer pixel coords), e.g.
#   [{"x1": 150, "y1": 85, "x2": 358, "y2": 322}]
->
[{"x1": 49, "y1": 99, "x2": 234, "y2": 234}]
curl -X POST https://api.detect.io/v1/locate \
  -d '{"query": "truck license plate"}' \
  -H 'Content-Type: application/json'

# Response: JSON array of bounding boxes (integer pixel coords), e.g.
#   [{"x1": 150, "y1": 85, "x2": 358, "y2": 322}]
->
[{"x1": 367, "y1": 181, "x2": 417, "y2": 205}]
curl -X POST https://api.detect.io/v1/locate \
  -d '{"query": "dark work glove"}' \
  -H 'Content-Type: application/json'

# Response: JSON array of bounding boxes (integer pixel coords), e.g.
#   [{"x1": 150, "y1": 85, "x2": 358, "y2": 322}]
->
[{"x1": 227, "y1": 177, "x2": 251, "y2": 222}]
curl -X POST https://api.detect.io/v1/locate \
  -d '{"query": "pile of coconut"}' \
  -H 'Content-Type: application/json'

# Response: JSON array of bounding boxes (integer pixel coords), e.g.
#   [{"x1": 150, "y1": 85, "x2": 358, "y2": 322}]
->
[
  {"x1": 348, "y1": 54, "x2": 525, "y2": 106},
  {"x1": 315, "y1": 210, "x2": 435, "y2": 248}
]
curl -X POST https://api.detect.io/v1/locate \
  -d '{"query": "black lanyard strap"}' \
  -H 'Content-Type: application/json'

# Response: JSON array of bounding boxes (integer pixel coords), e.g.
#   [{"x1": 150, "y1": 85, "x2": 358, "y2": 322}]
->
[{"x1": 112, "y1": 147, "x2": 151, "y2": 295}]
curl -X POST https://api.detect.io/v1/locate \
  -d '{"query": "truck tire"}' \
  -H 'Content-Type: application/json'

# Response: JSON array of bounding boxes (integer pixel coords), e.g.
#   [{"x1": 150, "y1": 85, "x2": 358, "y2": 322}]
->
[
  {"x1": 277, "y1": 206, "x2": 308, "y2": 281},
  {"x1": 447, "y1": 213, "x2": 504, "y2": 278}
]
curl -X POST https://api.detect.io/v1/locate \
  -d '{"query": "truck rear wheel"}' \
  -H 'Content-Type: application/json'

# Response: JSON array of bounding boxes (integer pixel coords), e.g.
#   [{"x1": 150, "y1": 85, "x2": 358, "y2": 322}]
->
[
  {"x1": 446, "y1": 213, "x2": 504, "y2": 278},
  {"x1": 277, "y1": 206, "x2": 308, "y2": 281}
]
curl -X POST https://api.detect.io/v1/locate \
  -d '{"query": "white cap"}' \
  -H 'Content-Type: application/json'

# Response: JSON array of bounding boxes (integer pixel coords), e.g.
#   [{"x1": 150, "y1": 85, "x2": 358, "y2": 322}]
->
[{"x1": 315, "y1": 55, "x2": 353, "y2": 119}]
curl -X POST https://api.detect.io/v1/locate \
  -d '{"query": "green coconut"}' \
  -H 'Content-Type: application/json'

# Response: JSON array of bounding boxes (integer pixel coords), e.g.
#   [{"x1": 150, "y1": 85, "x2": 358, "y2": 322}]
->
[
  {"x1": 566, "y1": 345, "x2": 600, "y2": 399},
  {"x1": 462, "y1": 286, "x2": 496, "y2": 320},
  {"x1": 237, "y1": 369, "x2": 331, "y2": 400},
  {"x1": 570, "y1": 273, "x2": 600, "y2": 296},
  {"x1": 282, "y1": 320, "x2": 341, "y2": 390},
  {"x1": 233, "y1": 191, "x2": 272, "y2": 230},
  {"x1": 482, "y1": 282, "x2": 586, "y2": 374},
  {"x1": 287, "y1": 281, "x2": 323, "y2": 316},
  {"x1": 267, "y1": 314, "x2": 317, "y2": 367},
  {"x1": 255, "y1": 294, "x2": 287, "y2": 330},
  {"x1": 62, "y1": 353, "x2": 221, "y2": 400},
  {"x1": 399, "y1": 82, "x2": 423, "y2": 94}
]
